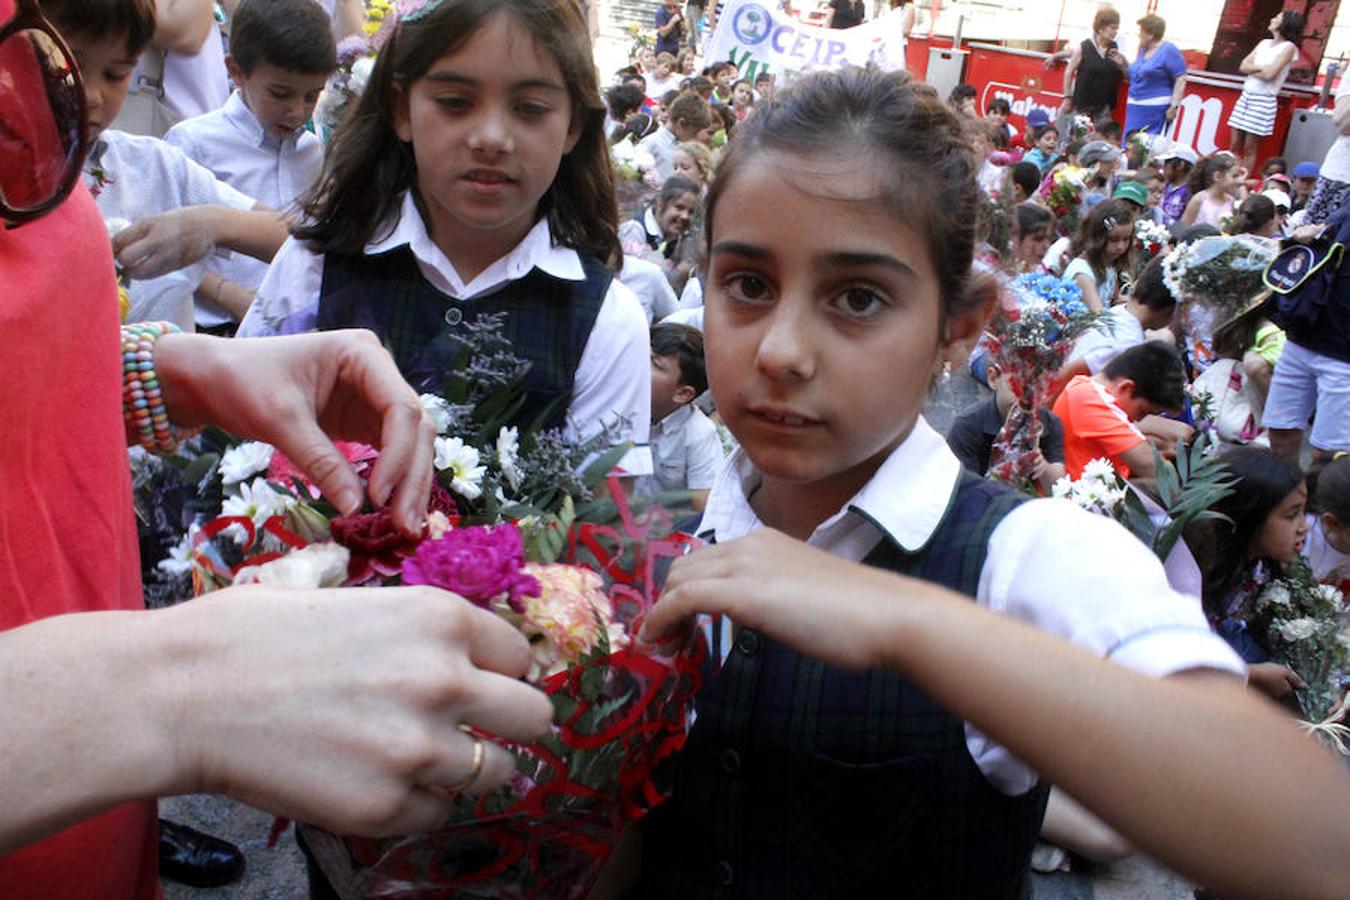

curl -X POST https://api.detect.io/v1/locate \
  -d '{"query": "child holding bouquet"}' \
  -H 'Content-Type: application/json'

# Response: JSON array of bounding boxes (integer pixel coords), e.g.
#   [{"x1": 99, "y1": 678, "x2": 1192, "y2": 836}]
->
[{"x1": 625, "y1": 68, "x2": 1350, "y2": 899}]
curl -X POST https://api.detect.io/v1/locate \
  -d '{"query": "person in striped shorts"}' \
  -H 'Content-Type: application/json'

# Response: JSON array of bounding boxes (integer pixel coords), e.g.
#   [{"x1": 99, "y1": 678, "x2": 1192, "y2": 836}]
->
[{"x1": 1228, "y1": 10, "x2": 1303, "y2": 175}]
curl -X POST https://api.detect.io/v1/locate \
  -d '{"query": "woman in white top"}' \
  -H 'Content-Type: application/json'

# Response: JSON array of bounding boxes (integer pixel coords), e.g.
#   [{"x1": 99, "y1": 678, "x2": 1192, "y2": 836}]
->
[{"x1": 1228, "y1": 10, "x2": 1303, "y2": 175}]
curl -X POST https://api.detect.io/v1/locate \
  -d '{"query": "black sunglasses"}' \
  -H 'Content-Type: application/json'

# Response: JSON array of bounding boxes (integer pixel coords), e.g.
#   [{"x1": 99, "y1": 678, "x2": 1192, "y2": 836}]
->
[{"x1": 0, "y1": 0, "x2": 88, "y2": 226}]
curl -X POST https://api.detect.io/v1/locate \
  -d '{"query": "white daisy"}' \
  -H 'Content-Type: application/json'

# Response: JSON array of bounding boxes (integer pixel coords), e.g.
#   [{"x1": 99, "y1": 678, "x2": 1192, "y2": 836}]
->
[
  {"x1": 434, "y1": 436, "x2": 486, "y2": 501},
  {"x1": 496, "y1": 426, "x2": 524, "y2": 492},
  {"x1": 219, "y1": 441, "x2": 275, "y2": 485}
]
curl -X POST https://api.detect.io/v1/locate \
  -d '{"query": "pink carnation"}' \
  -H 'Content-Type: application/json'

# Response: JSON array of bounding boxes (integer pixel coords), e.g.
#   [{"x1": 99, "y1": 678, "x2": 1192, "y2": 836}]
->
[
  {"x1": 267, "y1": 442, "x2": 380, "y2": 499},
  {"x1": 401, "y1": 524, "x2": 538, "y2": 610}
]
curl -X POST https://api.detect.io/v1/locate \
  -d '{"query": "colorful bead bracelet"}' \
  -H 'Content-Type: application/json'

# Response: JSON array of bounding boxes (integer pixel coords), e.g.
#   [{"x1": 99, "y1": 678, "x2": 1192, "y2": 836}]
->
[{"x1": 121, "y1": 322, "x2": 199, "y2": 454}]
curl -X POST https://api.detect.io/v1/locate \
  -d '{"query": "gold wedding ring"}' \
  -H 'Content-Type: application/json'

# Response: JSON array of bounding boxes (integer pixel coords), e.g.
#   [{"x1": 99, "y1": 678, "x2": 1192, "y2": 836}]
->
[{"x1": 443, "y1": 727, "x2": 485, "y2": 795}]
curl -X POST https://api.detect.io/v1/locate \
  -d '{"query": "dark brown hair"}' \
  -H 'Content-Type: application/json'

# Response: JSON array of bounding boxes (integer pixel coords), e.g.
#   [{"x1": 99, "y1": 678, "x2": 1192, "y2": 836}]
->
[
  {"x1": 1069, "y1": 198, "x2": 1134, "y2": 284},
  {"x1": 705, "y1": 68, "x2": 987, "y2": 320},
  {"x1": 41, "y1": 0, "x2": 157, "y2": 56},
  {"x1": 1227, "y1": 193, "x2": 1277, "y2": 235},
  {"x1": 295, "y1": 0, "x2": 620, "y2": 267},
  {"x1": 230, "y1": 0, "x2": 336, "y2": 75},
  {"x1": 668, "y1": 91, "x2": 712, "y2": 130}
]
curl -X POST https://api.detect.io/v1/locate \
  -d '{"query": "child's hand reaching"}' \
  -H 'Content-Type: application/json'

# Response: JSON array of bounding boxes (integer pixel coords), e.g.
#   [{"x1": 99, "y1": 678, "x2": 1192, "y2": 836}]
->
[
  {"x1": 1246, "y1": 661, "x2": 1306, "y2": 701},
  {"x1": 641, "y1": 529, "x2": 937, "y2": 670}
]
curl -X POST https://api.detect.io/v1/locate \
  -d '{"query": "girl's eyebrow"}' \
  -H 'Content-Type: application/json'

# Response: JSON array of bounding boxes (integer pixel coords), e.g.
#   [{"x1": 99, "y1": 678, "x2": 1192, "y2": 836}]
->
[
  {"x1": 421, "y1": 71, "x2": 567, "y2": 93},
  {"x1": 710, "y1": 240, "x2": 772, "y2": 260},
  {"x1": 711, "y1": 243, "x2": 917, "y2": 278}
]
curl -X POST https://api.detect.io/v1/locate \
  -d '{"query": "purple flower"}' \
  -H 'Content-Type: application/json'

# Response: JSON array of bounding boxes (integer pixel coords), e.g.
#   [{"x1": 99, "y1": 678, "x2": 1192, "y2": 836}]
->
[{"x1": 401, "y1": 524, "x2": 539, "y2": 610}]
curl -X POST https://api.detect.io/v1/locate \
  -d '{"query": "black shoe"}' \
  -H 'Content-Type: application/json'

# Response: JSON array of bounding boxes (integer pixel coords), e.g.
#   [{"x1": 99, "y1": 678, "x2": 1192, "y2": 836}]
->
[{"x1": 158, "y1": 818, "x2": 246, "y2": 888}]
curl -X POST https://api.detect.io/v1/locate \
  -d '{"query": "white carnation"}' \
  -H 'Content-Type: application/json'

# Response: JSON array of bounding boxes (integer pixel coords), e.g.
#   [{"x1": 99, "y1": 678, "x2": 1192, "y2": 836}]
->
[
  {"x1": 1277, "y1": 617, "x2": 1319, "y2": 642},
  {"x1": 1257, "y1": 582, "x2": 1292, "y2": 610},
  {"x1": 1051, "y1": 477, "x2": 1072, "y2": 499},
  {"x1": 233, "y1": 543, "x2": 350, "y2": 589},
  {"x1": 1312, "y1": 583, "x2": 1345, "y2": 610},
  {"x1": 219, "y1": 441, "x2": 275, "y2": 485}
]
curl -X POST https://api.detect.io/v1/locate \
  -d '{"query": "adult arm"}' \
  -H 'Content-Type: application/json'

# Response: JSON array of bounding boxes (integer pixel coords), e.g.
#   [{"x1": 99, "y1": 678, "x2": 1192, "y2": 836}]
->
[
  {"x1": 1166, "y1": 74, "x2": 1187, "y2": 121},
  {"x1": 1254, "y1": 43, "x2": 1297, "y2": 82},
  {"x1": 153, "y1": 0, "x2": 216, "y2": 55},
  {"x1": 644, "y1": 531, "x2": 1350, "y2": 899},
  {"x1": 1333, "y1": 91, "x2": 1350, "y2": 134},
  {"x1": 1060, "y1": 43, "x2": 1082, "y2": 101},
  {"x1": 155, "y1": 330, "x2": 435, "y2": 533},
  {"x1": 0, "y1": 586, "x2": 554, "y2": 853},
  {"x1": 656, "y1": 9, "x2": 682, "y2": 35},
  {"x1": 900, "y1": 3, "x2": 915, "y2": 36}
]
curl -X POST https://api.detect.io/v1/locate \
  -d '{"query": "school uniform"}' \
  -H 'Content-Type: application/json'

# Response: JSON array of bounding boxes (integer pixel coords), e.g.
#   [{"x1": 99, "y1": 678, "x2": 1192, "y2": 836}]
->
[
  {"x1": 85, "y1": 129, "x2": 256, "y2": 330},
  {"x1": 637, "y1": 403, "x2": 725, "y2": 497},
  {"x1": 165, "y1": 91, "x2": 325, "y2": 325},
  {"x1": 239, "y1": 193, "x2": 652, "y2": 475},
  {"x1": 640, "y1": 418, "x2": 1242, "y2": 897}
]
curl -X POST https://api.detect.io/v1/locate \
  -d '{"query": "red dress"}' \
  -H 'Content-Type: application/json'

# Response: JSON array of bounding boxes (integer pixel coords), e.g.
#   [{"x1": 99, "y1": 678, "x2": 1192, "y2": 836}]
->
[{"x1": 0, "y1": 182, "x2": 160, "y2": 898}]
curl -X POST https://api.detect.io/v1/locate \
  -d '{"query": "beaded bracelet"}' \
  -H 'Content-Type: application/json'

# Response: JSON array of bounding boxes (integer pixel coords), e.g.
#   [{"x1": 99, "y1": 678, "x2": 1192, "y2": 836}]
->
[{"x1": 121, "y1": 322, "x2": 200, "y2": 454}]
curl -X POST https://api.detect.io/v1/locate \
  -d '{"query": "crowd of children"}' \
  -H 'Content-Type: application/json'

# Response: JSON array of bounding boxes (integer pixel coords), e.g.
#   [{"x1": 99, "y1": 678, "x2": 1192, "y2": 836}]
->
[{"x1": 9, "y1": 0, "x2": 1350, "y2": 896}]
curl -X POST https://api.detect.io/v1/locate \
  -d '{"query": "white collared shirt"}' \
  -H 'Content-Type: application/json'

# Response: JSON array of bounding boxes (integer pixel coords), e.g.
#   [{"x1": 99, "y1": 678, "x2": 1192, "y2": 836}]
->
[
  {"x1": 618, "y1": 254, "x2": 678, "y2": 323},
  {"x1": 637, "y1": 403, "x2": 725, "y2": 496},
  {"x1": 637, "y1": 126, "x2": 679, "y2": 181},
  {"x1": 166, "y1": 92, "x2": 325, "y2": 318},
  {"x1": 1067, "y1": 304, "x2": 1146, "y2": 373},
  {"x1": 696, "y1": 417, "x2": 1243, "y2": 795},
  {"x1": 239, "y1": 194, "x2": 652, "y2": 474},
  {"x1": 87, "y1": 129, "x2": 256, "y2": 330}
]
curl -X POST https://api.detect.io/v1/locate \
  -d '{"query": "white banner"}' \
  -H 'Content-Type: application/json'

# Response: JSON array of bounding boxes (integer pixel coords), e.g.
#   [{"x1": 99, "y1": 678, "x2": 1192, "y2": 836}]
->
[{"x1": 705, "y1": 0, "x2": 907, "y2": 84}]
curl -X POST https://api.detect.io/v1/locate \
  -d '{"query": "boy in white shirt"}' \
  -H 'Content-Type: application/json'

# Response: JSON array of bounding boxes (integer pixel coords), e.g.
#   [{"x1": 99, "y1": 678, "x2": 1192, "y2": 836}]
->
[
  {"x1": 166, "y1": 0, "x2": 335, "y2": 333},
  {"x1": 48, "y1": 0, "x2": 289, "y2": 331},
  {"x1": 638, "y1": 323, "x2": 726, "y2": 511}
]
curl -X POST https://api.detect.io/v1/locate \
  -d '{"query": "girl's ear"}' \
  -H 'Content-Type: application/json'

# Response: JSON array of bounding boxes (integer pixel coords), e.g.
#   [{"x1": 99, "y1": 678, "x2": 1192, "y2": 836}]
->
[
  {"x1": 562, "y1": 109, "x2": 584, "y2": 156},
  {"x1": 391, "y1": 82, "x2": 414, "y2": 143},
  {"x1": 940, "y1": 271, "x2": 998, "y2": 362}
]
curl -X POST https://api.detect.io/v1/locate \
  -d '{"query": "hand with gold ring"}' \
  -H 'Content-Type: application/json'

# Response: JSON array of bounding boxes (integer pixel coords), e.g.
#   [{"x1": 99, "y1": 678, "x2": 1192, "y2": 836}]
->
[{"x1": 137, "y1": 584, "x2": 555, "y2": 841}]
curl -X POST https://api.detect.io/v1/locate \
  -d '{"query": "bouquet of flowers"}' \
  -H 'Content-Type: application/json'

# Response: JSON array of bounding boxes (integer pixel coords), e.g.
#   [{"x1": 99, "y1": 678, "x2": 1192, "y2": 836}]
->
[
  {"x1": 1248, "y1": 561, "x2": 1350, "y2": 753},
  {"x1": 1071, "y1": 113, "x2": 1094, "y2": 142},
  {"x1": 1125, "y1": 130, "x2": 1152, "y2": 170},
  {"x1": 1160, "y1": 234, "x2": 1277, "y2": 318},
  {"x1": 1050, "y1": 436, "x2": 1236, "y2": 563},
  {"x1": 610, "y1": 137, "x2": 662, "y2": 224},
  {"x1": 625, "y1": 21, "x2": 654, "y2": 60},
  {"x1": 185, "y1": 479, "x2": 704, "y2": 898},
  {"x1": 146, "y1": 315, "x2": 706, "y2": 897},
  {"x1": 984, "y1": 273, "x2": 1098, "y2": 492},
  {"x1": 1133, "y1": 217, "x2": 1171, "y2": 280},
  {"x1": 1043, "y1": 165, "x2": 1087, "y2": 232}
]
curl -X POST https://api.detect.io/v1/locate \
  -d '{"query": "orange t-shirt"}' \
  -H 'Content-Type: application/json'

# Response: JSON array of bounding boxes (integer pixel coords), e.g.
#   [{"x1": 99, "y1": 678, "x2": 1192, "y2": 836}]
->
[
  {"x1": 1051, "y1": 375, "x2": 1147, "y2": 480},
  {"x1": 0, "y1": 182, "x2": 160, "y2": 898}
]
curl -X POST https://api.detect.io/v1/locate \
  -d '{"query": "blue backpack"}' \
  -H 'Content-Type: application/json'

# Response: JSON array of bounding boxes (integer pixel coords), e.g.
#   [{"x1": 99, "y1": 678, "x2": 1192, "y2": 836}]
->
[{"x1": 1263, "y1": 205, "x2": 1350, "y2": 363}]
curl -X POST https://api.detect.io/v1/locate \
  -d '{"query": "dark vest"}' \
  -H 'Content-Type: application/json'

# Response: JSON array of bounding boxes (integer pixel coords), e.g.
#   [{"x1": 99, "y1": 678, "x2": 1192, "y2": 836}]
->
[
  {"x1": 1072, "y1": 38, "x2": 1123, "y2": 115},
  {"x1": 316, "y1": 246, "x2": 612, "y2": 431},
  {"x1": 640, "y1": 473, "x2": 1049, "y2": 899}
]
